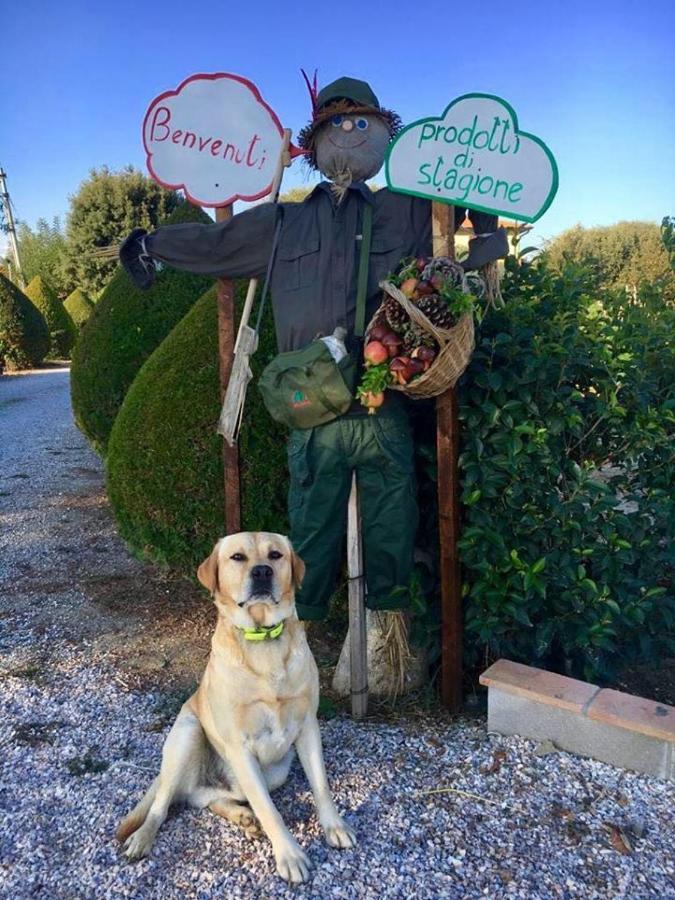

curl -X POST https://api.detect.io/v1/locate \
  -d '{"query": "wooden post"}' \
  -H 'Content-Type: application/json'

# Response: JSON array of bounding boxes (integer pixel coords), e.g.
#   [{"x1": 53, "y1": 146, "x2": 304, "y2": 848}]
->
[
  {"x1": 432, "y1": 202, "x2": 463, "y2": 711},
  {"x1": 215, "y1": 204, "x2": 241, "y2": 534},
  {"x1": 347, "y1": 474, "x2": 368, "y2": 718}
]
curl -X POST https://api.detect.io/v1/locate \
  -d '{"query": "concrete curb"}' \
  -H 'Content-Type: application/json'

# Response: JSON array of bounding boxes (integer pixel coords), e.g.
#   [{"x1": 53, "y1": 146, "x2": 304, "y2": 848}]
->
[{"x1": 480, "y1": 659, "x2": 674, "y2": 781}]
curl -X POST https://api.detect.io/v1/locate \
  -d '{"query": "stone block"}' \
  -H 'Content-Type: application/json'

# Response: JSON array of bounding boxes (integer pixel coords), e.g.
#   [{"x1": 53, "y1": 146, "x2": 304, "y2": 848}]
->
[{"x1": 482, "y1": 659, "x2": 674, "y2": 781}]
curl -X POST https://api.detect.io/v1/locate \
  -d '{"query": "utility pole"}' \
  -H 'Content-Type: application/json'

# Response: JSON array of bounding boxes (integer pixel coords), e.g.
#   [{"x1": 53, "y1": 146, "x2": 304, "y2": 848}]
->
[{"x1": 0, "y1": 168, "x2": 24, "y2": 287}]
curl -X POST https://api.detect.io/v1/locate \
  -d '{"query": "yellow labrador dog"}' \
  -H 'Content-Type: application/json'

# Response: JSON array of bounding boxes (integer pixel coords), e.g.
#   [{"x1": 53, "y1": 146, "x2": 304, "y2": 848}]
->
[{"x1": 116, "y1": 532, "x2": 355, "y2": 883}]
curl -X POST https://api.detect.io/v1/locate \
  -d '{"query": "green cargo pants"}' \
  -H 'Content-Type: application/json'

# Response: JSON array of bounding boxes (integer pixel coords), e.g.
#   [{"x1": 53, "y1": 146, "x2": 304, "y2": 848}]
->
[{"x1": 287, "y1": 411, "x2": 418, "y2": 621}]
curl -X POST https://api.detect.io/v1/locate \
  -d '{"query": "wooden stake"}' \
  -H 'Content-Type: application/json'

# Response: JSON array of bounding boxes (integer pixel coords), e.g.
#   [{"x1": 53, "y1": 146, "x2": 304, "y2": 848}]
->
[
  {"x1": 347, "y1": 473, "x2": 368, "y2": 718},
  {"x1": 432, "y1": 202, "x2": 463, "y2": 712},
  {"x1": 215, "y1": 204, "x2": 241, "y2": 534}
]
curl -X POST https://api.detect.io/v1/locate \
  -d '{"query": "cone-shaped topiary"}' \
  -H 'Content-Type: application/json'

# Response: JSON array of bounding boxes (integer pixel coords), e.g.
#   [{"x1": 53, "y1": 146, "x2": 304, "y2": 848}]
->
[
  {"x1": 0, "y1": 272, "x2": 50, "y2": 370},
  {"x1": 70, "y1": 201, "x2": 214, "y2": 454},
  {"x1": 24, "y1": 275, "x2": 77, "y2": 358},
  {"x1": 64, "y1": 288, "x2": 95, "y2": 330},
  {"x1": 106, "y1": 283, "x2": 288, "y2": 575}
]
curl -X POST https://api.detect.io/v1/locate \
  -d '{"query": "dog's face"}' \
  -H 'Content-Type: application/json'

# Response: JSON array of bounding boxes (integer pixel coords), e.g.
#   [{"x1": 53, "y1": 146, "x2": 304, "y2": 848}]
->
[{"x1": 197, "y1": 532, "x2": 305, "y2": 627}]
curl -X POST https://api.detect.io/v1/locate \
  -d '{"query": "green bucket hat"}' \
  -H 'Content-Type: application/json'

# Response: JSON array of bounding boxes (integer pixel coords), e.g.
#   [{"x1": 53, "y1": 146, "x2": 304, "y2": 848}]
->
[{"x1": 298, "y1": 73, "x2": 402, "y2": 169}]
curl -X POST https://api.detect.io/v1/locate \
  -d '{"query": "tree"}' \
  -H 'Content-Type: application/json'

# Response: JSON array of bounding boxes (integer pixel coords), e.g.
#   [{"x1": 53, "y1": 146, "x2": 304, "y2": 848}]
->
[
  {"x1": 0, "y1": 272, "x2": 50, "y2": 370},
  {"x1": 24, "y1": 275, "x2": 77, "y2": 357},
  {"x1": 15, "y1": 218, "x2": 70, "y2": 298},
  {"x1": 62, "y1": 167, "x2": 180, "y2": 296},
  {"x1": 279, "y1": 187, "x2": 313, "y2": 203},
  {"x1": 543, "y1": 221, "x2": 674, "y2": 303}
]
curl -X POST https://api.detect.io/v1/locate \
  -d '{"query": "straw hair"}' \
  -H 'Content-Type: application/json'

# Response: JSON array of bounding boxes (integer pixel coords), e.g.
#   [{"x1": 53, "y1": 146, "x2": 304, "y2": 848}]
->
[
  {"x1": 369, "y1": 282, "x2": 475, "y2": 399},
  {"x1": 375, "y1": 610, "x2": 413, "y2": 700}
]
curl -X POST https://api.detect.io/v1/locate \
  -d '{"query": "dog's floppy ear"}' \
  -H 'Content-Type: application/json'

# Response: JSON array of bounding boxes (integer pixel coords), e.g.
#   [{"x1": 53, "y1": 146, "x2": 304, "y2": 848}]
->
[
  {"x1": 290, "y1": 548, "x2": 306, "y2": 591},
  {"x1": 197, "y1": 542, "x2": 221, "y2": 595}
]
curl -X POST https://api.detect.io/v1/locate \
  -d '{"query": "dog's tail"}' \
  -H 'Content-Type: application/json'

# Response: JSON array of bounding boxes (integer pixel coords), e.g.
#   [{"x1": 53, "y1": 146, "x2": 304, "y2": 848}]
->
[{"x1": 115, "y1": 777, "x2": 159, "y2": 844}]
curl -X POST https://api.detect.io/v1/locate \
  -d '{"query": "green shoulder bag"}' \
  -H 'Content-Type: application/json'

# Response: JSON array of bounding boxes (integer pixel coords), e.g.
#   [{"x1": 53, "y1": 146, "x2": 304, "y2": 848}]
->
[{"x1": 257, "y1": 203, "x2": 372, "y2": 429}]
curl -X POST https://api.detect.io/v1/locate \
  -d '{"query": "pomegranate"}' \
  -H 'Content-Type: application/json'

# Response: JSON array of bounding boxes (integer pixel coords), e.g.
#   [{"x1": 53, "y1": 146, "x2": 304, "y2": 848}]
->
[
  {"x1": 361, "y1": 391, "x2": 385, "y2": 414},
  {"x1": 364, "y1": 341, "x2": 388, "y2": 366}
]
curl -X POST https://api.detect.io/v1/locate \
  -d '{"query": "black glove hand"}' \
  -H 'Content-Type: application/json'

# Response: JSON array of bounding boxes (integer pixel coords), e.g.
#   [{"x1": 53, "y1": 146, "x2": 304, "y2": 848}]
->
[{"x1": 119, "y1": 228, "x2": 156, "y2": 290}]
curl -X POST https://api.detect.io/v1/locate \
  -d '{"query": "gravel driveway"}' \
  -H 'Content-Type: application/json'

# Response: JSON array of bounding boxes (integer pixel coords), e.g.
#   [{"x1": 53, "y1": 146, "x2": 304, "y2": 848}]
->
[{"x1": 1, "y1": 368, "x2": 674, "y2": 899}]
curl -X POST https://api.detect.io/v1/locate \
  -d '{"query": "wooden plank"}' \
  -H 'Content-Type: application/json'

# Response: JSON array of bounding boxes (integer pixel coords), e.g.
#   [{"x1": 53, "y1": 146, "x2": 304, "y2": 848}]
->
[
  {"x1": 347, "y1": 473, "x2": 368, "y2": 718},
  {"x1": 432, "y1": 201, "x2": 463, "y2": 711},
  {"x1": 215, "y1": 204, "x2": 241, "y2": 534}
]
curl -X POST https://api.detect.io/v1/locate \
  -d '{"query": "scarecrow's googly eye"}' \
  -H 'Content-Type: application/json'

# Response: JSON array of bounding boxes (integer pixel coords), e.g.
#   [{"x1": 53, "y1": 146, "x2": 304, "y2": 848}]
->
[
  {"x1": 356, "y1": 118, "x2": 369, "y2": 131},
  {"x1": 331, "y1": 115, "x2": 343, "y2": 127}
]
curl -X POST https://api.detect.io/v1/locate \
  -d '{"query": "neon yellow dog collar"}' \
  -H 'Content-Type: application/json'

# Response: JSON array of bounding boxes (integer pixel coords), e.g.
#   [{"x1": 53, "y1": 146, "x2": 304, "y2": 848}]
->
[{"x1": 241, "y1": 621, "x2": 285, "y2": 642}]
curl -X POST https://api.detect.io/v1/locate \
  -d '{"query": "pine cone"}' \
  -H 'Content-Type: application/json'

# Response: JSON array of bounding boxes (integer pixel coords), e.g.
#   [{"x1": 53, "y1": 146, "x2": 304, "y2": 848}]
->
[
  {"x1": 402, "y1": 322, "x2": 424, "y2": 354},
  {"x1": 383, "y1": 293, "x2": 409, "y2": 333},
  {"x1": 416, "y1": 295, "x2": 456, "y2": 329},
  {"x1": 422, "y1": 257, "x2": 467, "y2": 292}
]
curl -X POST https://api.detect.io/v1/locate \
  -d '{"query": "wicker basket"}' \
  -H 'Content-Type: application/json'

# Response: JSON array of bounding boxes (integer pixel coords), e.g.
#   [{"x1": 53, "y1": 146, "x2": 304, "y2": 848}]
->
[{"x1": 368, "y1": 281, "x2": 475, "y2": 399}]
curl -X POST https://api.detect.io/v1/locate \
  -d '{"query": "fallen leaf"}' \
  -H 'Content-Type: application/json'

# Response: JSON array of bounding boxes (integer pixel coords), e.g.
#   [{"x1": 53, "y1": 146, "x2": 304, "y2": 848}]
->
[
  {"x1": 608, "y1": 824, "x2": 633, "y2": 855},
  {"x1": 480, "y1": 749, "x2": 507, "y2": 775}
]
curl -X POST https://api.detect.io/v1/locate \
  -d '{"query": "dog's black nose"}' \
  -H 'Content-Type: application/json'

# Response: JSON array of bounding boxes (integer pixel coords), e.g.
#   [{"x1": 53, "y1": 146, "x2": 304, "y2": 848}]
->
[{"x1": 251, "y1": 565, "x2": 273, "y2": 581}]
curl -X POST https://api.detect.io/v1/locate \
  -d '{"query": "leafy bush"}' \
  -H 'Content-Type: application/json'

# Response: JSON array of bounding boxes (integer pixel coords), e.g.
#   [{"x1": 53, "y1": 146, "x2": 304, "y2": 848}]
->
[
  {"x1": 106, "y1": 283, "x2": 287, "y2": 572},
  {"x1": 24, "y1": 275, "x2": 77, "y2": 357},
  {"x1": 0, "y1": 272, "x2": 50, "y2": 370},
  {"x1": 455, "y1": 258, "x2": 674, "y2": 682},
  {"x1": 64, "y1": 288, "x2": 95, "y2": 330},
  {"x1": 70, "y1": 202, "x2": 213, "y2": 453}
]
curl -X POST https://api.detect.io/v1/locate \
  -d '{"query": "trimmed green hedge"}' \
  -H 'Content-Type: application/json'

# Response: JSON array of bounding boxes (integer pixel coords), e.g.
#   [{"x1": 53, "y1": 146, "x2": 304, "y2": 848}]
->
[
  {"x1": 70, "y1": 202, "x2": 214, "y2": 453},
  {"x1": 24, "y1": 275, "x2": 77, "y2": 357},
  {"x1": 64, "y1": 288, "x2": 95, "y2": 329},
  {"x1": 454, "y1": 259, "x2": 674, "y2": 681},
  {"x1": 106, "y1": 282, "x2": 287, "y2": 572},
  {"x1": 0, "y1": 272, "x2": 50, "y2": 370}
]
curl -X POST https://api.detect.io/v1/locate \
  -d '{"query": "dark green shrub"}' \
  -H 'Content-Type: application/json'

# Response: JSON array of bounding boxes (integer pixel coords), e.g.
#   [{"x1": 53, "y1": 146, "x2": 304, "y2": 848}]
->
[
  {"x1": 106, "y1": 283, "x2": 287, "y2": 573},
  {"x1": 70, "y1": 202, "x2": 213, "y2": 453},
  {"x1": 0, "y1": 272, "x2": 50, "y2": 370},
  {"x1": 64, "y1": 288, "x2": 95, "y2": 329},
  {"x1": 454, "y1": 259, "x2": 674, "y2": 682},
  {"x1": 24, "y1": 275, "x2": 77, "y2": 357}
]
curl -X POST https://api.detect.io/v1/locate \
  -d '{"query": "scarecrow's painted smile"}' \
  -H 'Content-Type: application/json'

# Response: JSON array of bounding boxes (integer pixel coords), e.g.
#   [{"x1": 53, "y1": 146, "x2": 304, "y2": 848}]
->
[{"x1": 328, "y1": 136, "x2": 367, "y2": 150}]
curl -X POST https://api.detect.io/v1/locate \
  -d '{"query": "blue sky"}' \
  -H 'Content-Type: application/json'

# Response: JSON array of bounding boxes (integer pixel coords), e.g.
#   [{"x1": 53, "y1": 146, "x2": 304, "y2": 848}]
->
[{"x1": 2, "y1": 0, "x2": 674, "y2": 251}]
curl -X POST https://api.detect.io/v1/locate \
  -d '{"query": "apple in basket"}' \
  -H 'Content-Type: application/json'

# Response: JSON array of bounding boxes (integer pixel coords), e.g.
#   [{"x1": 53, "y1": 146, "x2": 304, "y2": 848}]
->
[{"x1": 400, "y1": 278, "x2": 418, "y2": 299}]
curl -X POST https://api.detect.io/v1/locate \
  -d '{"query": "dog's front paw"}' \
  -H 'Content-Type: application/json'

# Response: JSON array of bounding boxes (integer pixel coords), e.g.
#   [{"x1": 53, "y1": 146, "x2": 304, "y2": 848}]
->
[
  {"x1": 123, "y1": 827, "x2": 154, "y2": 861},
  {"x1": 323, "y1": 817, "x2": 356, "y2": 850},
  {"x1": 274, "y1": 839, "x2": 312, "y2": 884}
]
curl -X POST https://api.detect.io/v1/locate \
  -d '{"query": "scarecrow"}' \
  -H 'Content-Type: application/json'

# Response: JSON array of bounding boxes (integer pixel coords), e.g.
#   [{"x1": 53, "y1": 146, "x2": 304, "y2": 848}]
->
[{"x1": 120, "y1": 75, "x2": 507, "y2": 693}]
